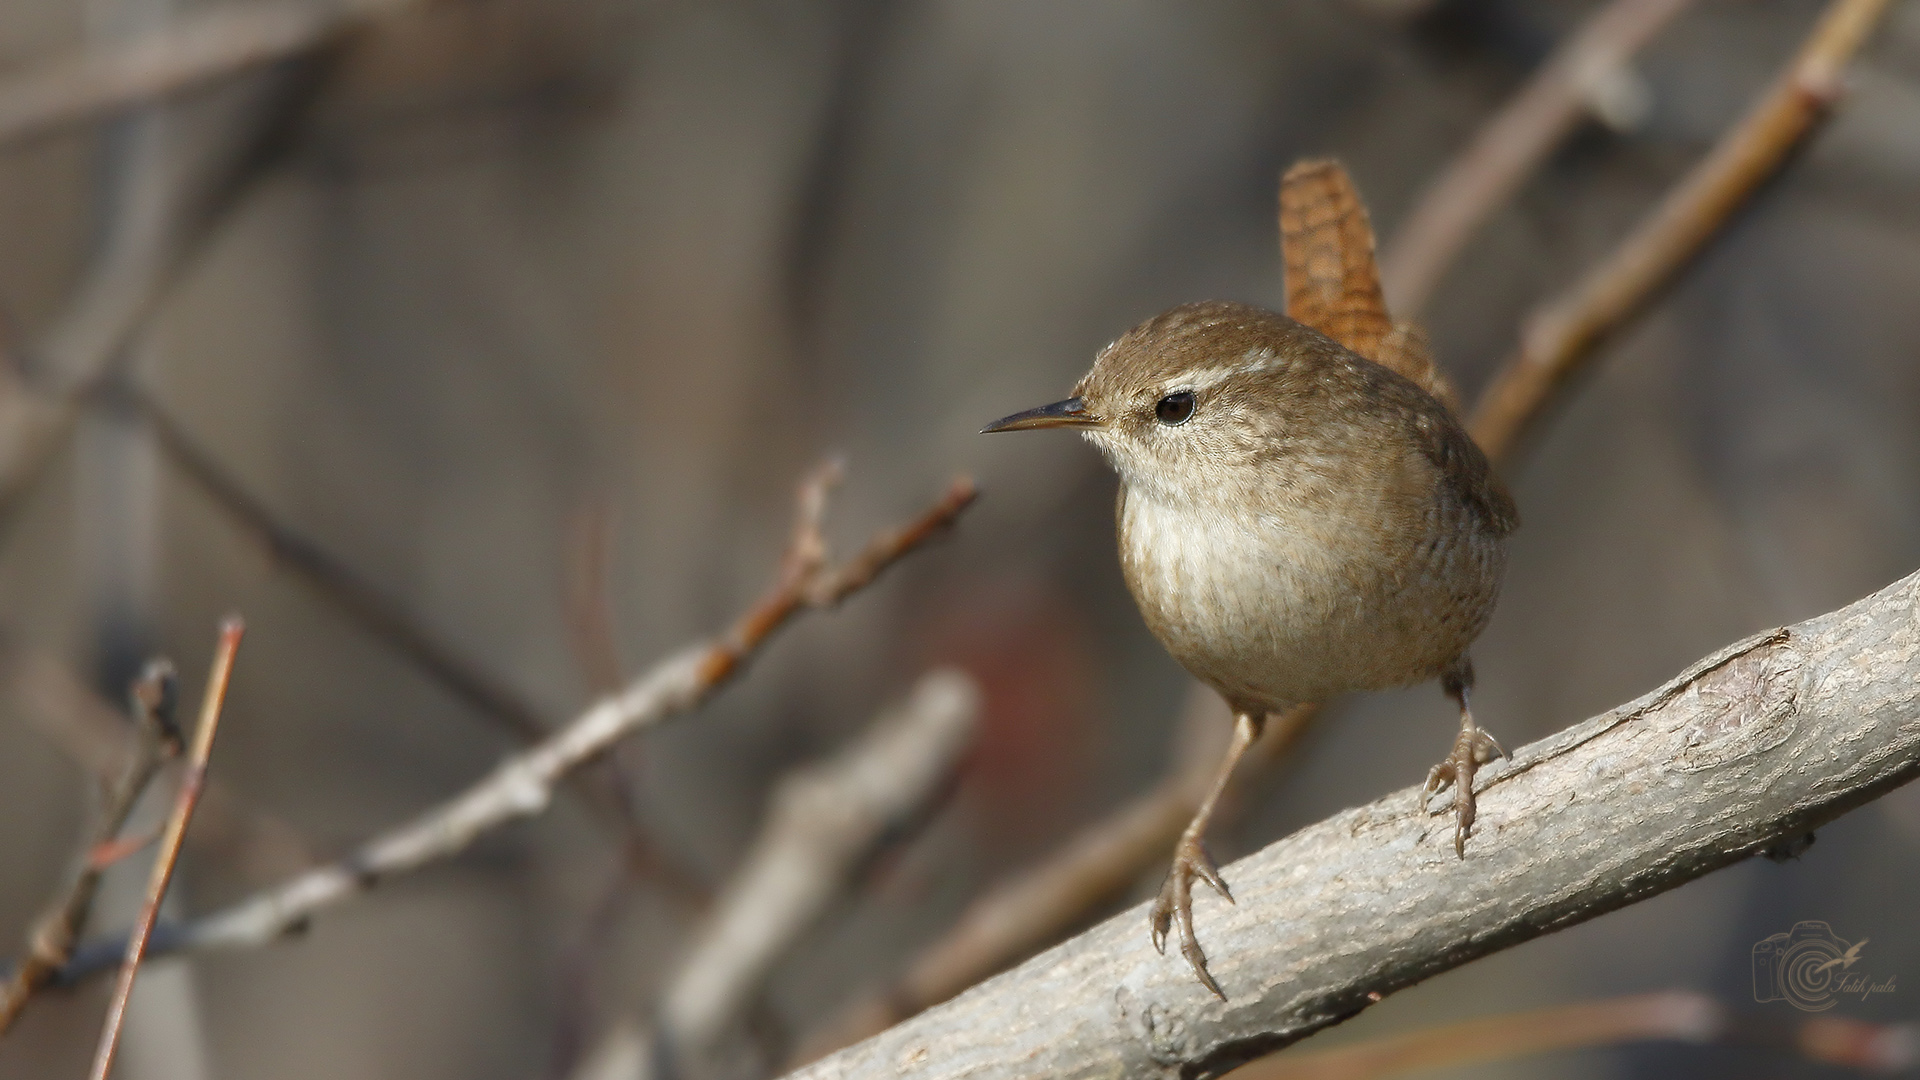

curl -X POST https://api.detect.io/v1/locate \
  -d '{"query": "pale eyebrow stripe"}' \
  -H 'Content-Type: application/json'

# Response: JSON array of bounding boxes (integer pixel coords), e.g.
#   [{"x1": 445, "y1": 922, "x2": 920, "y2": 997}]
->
[{"x1": 1167, "y1": 347, "x2": 1279, "y2": 395}]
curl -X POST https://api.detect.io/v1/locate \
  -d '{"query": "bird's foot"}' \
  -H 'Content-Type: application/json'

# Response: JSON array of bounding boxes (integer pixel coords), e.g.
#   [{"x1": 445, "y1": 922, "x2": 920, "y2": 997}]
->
[
  {"x1": 1149, "y1": 834, "x2": 1232, "y2": 1000},
  {"x1": 1424, "y1": 724, "x2": 1505, "y2": 857}
]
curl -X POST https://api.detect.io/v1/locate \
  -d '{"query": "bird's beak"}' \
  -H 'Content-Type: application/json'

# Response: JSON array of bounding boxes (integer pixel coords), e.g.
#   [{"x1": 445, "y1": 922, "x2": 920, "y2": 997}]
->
[{"x1": 980, "y1": 397, "x2": 1104, "y2": 433}]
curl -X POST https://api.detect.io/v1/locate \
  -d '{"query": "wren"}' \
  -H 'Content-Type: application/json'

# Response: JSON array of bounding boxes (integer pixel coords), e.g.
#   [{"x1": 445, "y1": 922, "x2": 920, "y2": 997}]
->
[{"x1": 984, "y1": 299, "x2": 1518, "y2": 998}]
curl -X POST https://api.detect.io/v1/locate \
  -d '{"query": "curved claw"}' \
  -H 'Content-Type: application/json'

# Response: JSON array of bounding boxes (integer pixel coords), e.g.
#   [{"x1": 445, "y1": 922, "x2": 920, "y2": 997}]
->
[
  {"x1": 1426, "y1": 722, "x2": 1504, "y2": 857},
  {"x1": 1472, "y1": 727, "x2": 1507, "y2": 762},
  {"x1": 1147, "y1": 836, "x2": 1230, "y2": 1000}
]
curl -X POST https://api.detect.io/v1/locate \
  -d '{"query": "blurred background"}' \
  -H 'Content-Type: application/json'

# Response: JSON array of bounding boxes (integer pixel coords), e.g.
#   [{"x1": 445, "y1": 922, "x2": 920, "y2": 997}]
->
[{"x1": 0, "y1": 0, "x2": 1916, "y2": 1077}]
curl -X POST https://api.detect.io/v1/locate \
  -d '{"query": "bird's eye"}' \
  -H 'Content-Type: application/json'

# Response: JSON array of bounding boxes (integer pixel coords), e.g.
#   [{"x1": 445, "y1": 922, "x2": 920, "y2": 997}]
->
[{"x1": 1154, "y1": 391, "x2": 1195, "y2": 426}]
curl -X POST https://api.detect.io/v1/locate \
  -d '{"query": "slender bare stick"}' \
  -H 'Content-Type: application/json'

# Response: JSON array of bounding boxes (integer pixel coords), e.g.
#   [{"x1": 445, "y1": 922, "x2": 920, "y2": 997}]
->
[
  {"x1": 1469, "y1": 0, "x2": 1895, "y2": 464},
  {"x1": 0, "y1": 641, "x2": 314, "y2": 883},
  {"x1": 0, "y1": 662, "x2": 178, "y2": 1036},
  {"x1": 58, "y1": 468, "x2": 976, "y2": 975},
  {"x1": 85, "y1": 618, "x2": 243, "y2": 1080},
  {"x1": 783, "y1": 567, "x2": 1920, "y2": 1080},
  {"x1": 1379, "y1": 0, "x2": 1697, "y2": 317}
]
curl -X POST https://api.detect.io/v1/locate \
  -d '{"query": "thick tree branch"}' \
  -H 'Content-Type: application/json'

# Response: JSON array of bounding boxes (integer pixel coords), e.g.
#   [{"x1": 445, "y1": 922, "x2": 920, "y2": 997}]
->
[{"x1": 784, "y1": 567, "x2": 1920, "y2": 1080}]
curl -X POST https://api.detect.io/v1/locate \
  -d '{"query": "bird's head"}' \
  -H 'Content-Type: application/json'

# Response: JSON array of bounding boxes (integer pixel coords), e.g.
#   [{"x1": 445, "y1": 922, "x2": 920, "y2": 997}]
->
[{"x1": 982, "y1": 300, "x2": 1357, "y2": 505}]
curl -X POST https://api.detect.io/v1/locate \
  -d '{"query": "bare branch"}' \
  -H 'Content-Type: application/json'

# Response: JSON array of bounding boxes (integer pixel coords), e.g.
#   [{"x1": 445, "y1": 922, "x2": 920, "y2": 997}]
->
[
  {"x1": 654, "y1": 669, "x2": 981, "y2": 1072},
  {"x1": 59, "y1": 468, "x2": 976, "y2": 974},
  {"x1": 0, "y1": 641, "x2": 315, "y2": 884},
  {"x1": 86, "y1": 618, "x2": 243, "y2": 1080},
  {"x1": 0, "y1": 661, "x2": 178, "y2": 1035},
  {"x1": 783, "y1": 567, "x2": 1920, "y2": 1080},
  {"x1": 1379, "y1": 0, "x2": 1697, "y2": 317},
  {"x1": 1468, "y1": 0, "x2": 1895, "y2": 464}
]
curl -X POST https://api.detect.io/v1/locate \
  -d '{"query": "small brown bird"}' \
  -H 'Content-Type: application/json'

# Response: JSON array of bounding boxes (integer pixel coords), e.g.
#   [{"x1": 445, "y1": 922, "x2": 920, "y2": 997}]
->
[{"x1": 984, "y1": 299, "x2": 1517, "y2": 998}]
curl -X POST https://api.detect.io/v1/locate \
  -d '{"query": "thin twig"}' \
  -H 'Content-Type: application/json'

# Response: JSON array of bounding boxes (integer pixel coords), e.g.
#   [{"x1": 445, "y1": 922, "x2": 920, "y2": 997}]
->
[
  {"x1": 1468, "y1": 0, "x2": 1895, "y2": 464},
  {"x1": 0, "y1": 640, "x2": 314, "y2": 886},
  {"x1": 1379, "y1": 0, "x2": 1697, "y2": 317},
  {"x1": 0, "y1": 662, "x2": 178, "y2": 1035},
  {"x1": 85, "y1": 618, "x2": 243, "y2": 1080},
  {"x1": 1235, "y1": 989, "x2": 1919, "y2": 1079},
  {"x1": 783, "y1": 567, "x2": 1920, "y2": 1080},
  {"x1": 59, "y1": 467, "x2": 976, "y2": 976},
  {"x1": 653, "y1": 670, "x2": 981, "y2": 1074}
]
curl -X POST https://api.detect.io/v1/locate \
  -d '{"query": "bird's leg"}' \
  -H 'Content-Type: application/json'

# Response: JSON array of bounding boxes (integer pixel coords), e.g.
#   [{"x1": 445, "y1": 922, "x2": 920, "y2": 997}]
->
[
  {"x1": 1150, "y1": 708, "x2": 1264, "y2": 1000},
  {"x1": 1424, "y1": 659, "x2": 1505, "y2": 857}
]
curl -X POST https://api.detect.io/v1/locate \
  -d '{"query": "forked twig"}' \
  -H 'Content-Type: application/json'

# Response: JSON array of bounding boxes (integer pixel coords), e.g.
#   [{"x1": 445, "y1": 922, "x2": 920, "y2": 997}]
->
[
  {"x1": 0, "y1": 662, "x2": 178, "y2": 1035},
  {"x1": 84, "y1": 619, "x2": 243, "y2": 1080}
]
